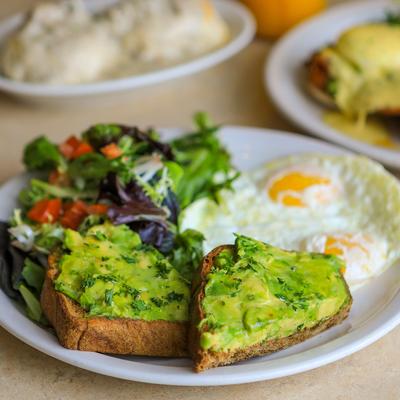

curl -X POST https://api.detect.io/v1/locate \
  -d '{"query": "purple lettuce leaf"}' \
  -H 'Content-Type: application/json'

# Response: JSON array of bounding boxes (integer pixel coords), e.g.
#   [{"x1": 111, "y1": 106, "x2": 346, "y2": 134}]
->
[
  {"x1": 128, "y1": 221, "x2": 174, "y2": 254},
  {"x1": 98, "y1": 173, "x2": 153, "y2": 206},
  {"x1": 99, "y1": 173, "x2": 176, "y2": 253},
  {"x1": 119, "y1": 125, "x2": 174, "y2": 160}
]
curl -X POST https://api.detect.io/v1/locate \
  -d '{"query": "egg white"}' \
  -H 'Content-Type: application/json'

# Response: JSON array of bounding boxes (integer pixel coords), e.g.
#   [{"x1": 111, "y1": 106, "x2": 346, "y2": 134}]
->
[{"x1": 181, "y1": 154, "x2": 400, "y2": 291}]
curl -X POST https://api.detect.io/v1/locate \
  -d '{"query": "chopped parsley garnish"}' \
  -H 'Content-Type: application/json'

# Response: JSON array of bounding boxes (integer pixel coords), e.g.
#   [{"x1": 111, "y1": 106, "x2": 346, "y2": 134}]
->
[
  {"x1": 155, "y1": 260, "x2": 170, "y2": 278},
  {"x1": 93, "y1": 231, "x2": 107, "y2": 241},
  {"x1": 104, "y1": 289, "x2": 113, "y2": 306},
  {"x1": 326, "y1": 78, "x2": 338, "y2": 97},
  {"x1": 124, "y1": 286, "x2": 140, "y2": 299},
  {"x1": 166, "y1": 291, "x2": 184, "y2": 302},
  {"x1": 386, "y1": 11, "x2": 400, "y2": 26},
  {"x1": 98, "y1": 274, "x2": 118, "y2": 283},
  {"x1": 151, "y1": 297, "x2": 166, "y2": 307},
  {"x1": 81, "y1": 276, "x2": 96, "y2": 289},
  {"x1": 131, "y1": 299, "x2": 148, "y2": 312},
  {"x1": 121, "y1": 254, "x2": 137, "y2": 264}
]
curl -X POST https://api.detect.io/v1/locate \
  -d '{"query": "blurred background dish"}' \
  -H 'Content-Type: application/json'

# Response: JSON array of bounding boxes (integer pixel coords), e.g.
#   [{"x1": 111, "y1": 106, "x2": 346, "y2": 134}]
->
[
  {"x1": 1, "y1": 0, "x2": 230, "y2": 84},
  {"x1": 240, "y1": 0, "x2": 326, "y2": 38},
  {"x1": 266, "y1": 0, "x2": 400, "y2": 168},
  {"x1": 0, "y1": 0, "x2": 255, "y2": 98}
]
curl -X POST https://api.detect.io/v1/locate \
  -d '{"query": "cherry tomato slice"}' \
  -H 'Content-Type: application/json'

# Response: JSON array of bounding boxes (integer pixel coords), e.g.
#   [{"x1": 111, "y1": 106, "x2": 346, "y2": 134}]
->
[{"x1": 27, "y1": 198, "x2": 62, "y2": 224}]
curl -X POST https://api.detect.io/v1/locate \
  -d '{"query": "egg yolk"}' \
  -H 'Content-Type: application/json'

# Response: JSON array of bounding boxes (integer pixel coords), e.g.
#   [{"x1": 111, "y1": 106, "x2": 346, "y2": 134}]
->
[
  {"x1": 305, "y1": 232, "x2": 388, "y2": 289},
  {"x1": 202, "y1": 0, "x2": 214, "y2": 21},
  {"x1": 323, "y1": 234, "x2": 373, "y2": 273},
  {"x1": 324, "y1": 234, "x2": 370, "y2": 258},
  {"x1": 267, "y1": 170, "x2": 336, "y2": 207}
]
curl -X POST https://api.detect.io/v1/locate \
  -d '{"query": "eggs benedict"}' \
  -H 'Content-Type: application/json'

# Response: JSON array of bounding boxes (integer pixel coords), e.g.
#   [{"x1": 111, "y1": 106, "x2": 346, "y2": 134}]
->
[{"x1": 308, "y1": 22, "x2": 400, "y2": 117}]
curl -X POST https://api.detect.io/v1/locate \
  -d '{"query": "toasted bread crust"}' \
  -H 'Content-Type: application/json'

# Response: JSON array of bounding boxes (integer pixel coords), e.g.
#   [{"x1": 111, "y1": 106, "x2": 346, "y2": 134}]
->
[
  {"x1": 189, "y1": 246, "x2": 352, "y2": 372},
  {"x1": 41, "y1": 253, "x2": 188, "y2": 357}
]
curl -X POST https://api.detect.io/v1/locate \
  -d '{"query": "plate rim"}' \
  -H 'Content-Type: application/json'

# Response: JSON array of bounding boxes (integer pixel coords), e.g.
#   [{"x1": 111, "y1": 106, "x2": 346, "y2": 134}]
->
[
  {"x1": 1, "y1": 125, "x2": 400, "y2": 386},
  {"x1": 0, "y1": 0, "x2": 255, "y2": 98},
  {"x1": 265, "y1": 0, "x2": 400, "y2": 168}
]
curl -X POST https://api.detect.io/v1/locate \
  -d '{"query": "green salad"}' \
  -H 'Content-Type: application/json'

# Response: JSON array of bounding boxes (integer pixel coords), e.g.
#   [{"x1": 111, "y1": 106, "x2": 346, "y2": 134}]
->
[{"x1": 0, "y1": 113, "x2": 238, "y2": 322}]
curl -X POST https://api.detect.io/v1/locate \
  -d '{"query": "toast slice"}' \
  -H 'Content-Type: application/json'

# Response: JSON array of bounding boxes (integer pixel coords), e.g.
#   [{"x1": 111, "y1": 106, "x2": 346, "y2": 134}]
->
[
  {"x1": 41, "y1": 254, "x2": 188, "y2": 357},
  {"x1": 189, "y1": 236, "x2": 352, "y2": 372},
  {"x1": 41, "y1": 224, "x2": 188, "y2": 357}
]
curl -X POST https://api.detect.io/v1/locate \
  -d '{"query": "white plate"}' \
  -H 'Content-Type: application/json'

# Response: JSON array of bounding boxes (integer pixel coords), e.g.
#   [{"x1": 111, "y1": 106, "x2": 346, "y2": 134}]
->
[
  {"x1": 265, "y1": 0, "x2": 400, "y2": 169},
  {"x1": 0, "y1": 0, "x2": 255, "y2": 99},
  {"x1": 1, "y1": 126, "x2": 400, "y2": 386}
]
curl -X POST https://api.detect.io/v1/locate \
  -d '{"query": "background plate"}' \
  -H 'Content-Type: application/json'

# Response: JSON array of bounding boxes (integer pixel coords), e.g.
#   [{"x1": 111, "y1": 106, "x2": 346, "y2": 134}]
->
[
  {"x1": 0, "y1": 0, "x2": 255, "y2": 99},
  {"x1": 1, "y1": 126, "x2": 400, "y2": 385},
  {"x1": 265, "y1": 0, "x2": 400, "y2": 168}
]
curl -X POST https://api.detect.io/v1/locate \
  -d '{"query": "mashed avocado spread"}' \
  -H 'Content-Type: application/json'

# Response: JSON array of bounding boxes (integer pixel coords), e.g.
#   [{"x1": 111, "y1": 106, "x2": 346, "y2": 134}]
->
[
  {"x1": 199, "y1": 235, "x2": 351, "y2": 352},
  {"x1": 55, "y1": 223, "x2": 189, "y2": 321}
]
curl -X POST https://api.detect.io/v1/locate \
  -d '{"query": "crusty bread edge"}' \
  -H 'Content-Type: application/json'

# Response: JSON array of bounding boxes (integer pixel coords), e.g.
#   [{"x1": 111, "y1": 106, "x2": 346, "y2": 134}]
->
[
  {"x1": 41, "y1": 253, "x2": 188, "y2": 357},
  {"x1": 189, "y1": 246, "x2": 353, "y2": 372}
]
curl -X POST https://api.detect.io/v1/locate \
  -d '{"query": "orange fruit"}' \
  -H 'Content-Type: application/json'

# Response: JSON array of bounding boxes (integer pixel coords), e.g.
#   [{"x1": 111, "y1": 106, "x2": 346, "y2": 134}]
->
[{"x1": 241, "y1": 0, "x2": 326, "y2": 39}]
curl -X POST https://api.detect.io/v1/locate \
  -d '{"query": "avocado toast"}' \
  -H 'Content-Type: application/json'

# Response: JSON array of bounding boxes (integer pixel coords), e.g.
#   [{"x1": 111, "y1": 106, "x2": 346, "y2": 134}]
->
[
  {"x1": 41, "y1": 223, "x2": 190, "y2": 356},
  {"x1": 189, "y1": 235, "x2": 352, "y2": 372}
]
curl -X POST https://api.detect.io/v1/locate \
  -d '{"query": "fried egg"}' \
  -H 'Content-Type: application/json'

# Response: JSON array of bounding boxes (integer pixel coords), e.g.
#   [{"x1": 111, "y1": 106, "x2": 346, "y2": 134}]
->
[
  {"x1": 303, "y1": 232, "x2": 388, "y2": 289},
  {"x1": 181, "y1": 154, "x2": 400, "y2": 291},
  {"x1": 265, "y1": 164, "x2": 341, "y2": 208}
]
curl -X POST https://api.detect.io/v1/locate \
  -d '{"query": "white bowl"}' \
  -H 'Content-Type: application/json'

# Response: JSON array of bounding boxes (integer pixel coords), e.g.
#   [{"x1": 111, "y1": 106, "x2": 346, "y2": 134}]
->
[{"x1": 0, "y1": 0, "x2": 255, "y2": 99}]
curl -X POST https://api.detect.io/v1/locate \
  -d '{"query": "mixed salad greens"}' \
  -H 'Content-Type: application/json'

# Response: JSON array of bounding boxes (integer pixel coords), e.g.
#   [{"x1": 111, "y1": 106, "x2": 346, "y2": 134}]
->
[{"x1": 0, "y1": 113, "x2": 238, "y2": 322}]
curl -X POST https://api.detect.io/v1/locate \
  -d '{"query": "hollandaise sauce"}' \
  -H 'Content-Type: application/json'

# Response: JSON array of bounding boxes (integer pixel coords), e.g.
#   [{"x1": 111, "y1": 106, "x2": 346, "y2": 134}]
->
[
  {"x1": 319, "y1": 23, "x2": 400, "y2": 131},
  {"x1": 323, "y1": 111, "x2": 399, "y2": 148}
]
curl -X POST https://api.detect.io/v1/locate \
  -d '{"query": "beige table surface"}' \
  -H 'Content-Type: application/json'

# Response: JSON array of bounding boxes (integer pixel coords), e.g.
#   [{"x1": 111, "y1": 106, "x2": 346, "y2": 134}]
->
[{"x1": 0, "y1": 1, "x2": 399, "y2": 399}]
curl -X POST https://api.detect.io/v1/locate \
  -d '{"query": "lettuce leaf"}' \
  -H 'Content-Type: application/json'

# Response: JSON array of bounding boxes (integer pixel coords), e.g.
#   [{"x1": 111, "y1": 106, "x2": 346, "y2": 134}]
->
[{"x1": 171, "y1": 112, "x2": 239, "y2": 208}]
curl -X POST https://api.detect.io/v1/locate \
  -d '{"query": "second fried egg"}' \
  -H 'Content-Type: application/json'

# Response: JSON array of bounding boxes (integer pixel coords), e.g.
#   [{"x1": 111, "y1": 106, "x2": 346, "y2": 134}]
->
[{"x1": 181, "y1": 154, "x2": 400, "y2": 290}]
